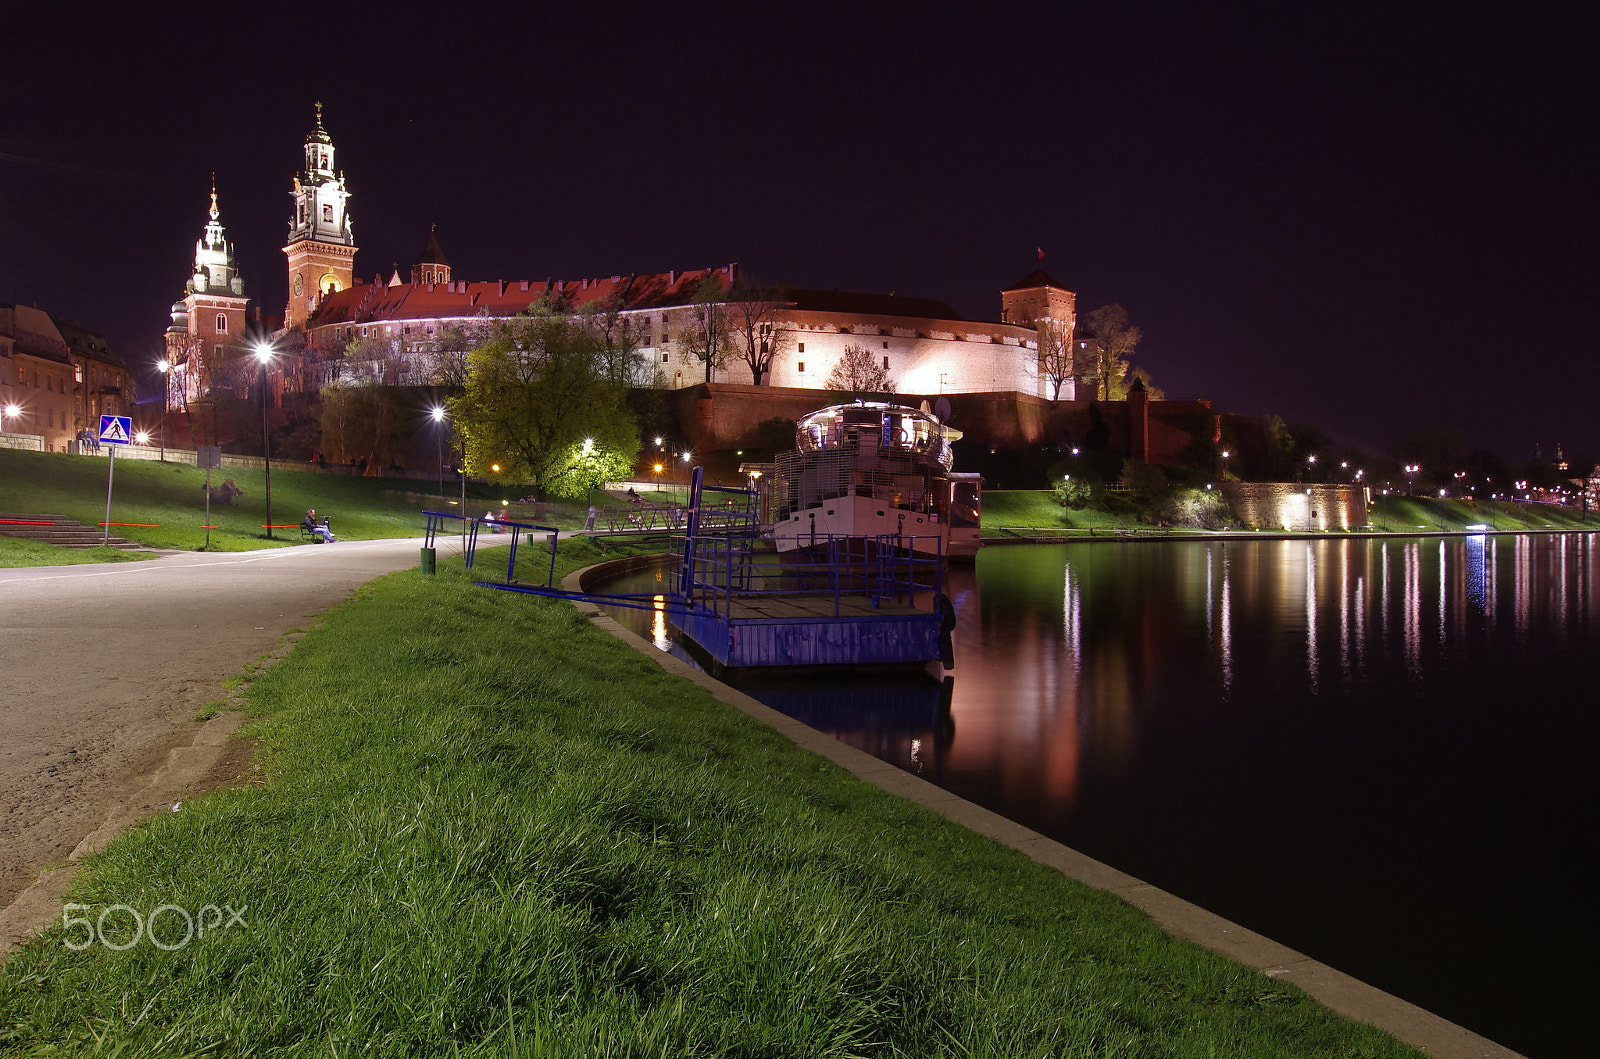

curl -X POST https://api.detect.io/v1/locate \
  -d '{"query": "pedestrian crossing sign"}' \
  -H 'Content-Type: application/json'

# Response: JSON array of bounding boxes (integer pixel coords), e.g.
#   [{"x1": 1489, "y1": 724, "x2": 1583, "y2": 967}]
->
[{"x1": 98, "y1": 415, "x2": 132, "y2": 445}]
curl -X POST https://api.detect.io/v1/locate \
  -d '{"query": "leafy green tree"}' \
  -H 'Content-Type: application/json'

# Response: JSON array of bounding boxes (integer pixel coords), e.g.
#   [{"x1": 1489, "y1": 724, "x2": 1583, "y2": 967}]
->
[
  {"x1": 449, "y1": 310, "x2": 639, "y2": 498},
  {"x1": 1083, "y1": 304, "x2": 1143, "y2": 400},
  {"x1": 824, "y1": 343, "x2": 894, "y2": 397}
]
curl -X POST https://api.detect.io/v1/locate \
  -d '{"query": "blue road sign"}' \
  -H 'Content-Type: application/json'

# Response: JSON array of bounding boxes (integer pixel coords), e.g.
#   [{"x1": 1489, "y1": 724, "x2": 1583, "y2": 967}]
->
[{"x1": 98, "y1": 415, "x2": 132, "y2": 445}]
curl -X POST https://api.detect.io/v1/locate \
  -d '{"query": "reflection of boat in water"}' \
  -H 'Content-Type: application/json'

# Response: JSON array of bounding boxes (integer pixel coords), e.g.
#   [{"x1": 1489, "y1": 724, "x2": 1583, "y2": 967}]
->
[{"x1": 767, "y1": 401, "x2": 981, "y2": 560}]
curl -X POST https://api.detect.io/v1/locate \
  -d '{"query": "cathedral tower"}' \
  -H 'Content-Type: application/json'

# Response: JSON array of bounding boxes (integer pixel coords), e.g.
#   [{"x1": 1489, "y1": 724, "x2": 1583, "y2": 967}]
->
[
  {"x1": 164, "y1": 184, "x2": 250, "y2": 408},
  {"x1": 283, "y1": 103, "x2": 357, "y2": 329}
]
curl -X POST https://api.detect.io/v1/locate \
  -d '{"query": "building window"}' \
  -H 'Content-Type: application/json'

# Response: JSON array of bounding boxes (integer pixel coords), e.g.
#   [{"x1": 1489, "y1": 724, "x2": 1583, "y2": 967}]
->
[
  {"x1": 798, "y1": 362, "x2": 805, "y2": 373},
  {"x1": 322, "y1": 205, "x2": 333, "y2": 223},
  {"x1": 882, "y1": 341, "x2": 889, "y2": 349},
  {"x1": 883, "y1": 356, "x2": 890, "y2": 369},
  {"x1": 797, "y1": 342, "x2": 805, "y2": 353},
  {"x1": 662, "y1": 353, "x2": 670, "y2": 363},
  {"x1": 216, "y1": 313, "x2": 227, "y2": 333}
]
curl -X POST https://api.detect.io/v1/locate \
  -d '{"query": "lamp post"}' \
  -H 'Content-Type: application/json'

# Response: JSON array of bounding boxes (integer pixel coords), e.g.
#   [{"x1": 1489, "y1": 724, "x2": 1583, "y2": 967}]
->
[
  {"x1": 156, "y1": 359, "x2": 171, "y2": 462},
  {"x1": 430, "y1": 406, "x2": 446, "y2": 498},
  {"x1": 2, "y1": 403, "x2": 19, "y2": 437},
  {"x1": 254, "y1": 344, "x2": 275, "y2": 539}
]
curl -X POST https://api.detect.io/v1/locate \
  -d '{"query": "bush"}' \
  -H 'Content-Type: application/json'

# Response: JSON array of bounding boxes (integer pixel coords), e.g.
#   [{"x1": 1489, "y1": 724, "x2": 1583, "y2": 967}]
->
[{"x1": 1158, "y1": 487, "x2": 1232, "y2": 529}]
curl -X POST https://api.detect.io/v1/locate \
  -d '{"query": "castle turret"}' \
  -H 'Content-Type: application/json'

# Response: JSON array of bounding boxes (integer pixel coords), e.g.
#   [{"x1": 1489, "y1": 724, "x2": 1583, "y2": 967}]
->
[{"x1": 283, "y1": 103, "x2": 357, "y2": 329}]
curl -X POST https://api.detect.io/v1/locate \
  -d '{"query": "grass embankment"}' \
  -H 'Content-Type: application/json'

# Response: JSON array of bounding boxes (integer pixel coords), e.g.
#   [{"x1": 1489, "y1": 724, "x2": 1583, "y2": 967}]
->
[
  {"x1": 983, "y1": 488, "x2": 1599, "y2": 536},
  {"x1": 0, "y1": 537, "x2": 154, "y2": 567},
  {"x1": 0, "y1": 448, "x2": 592, "y2": 560},
  {"x1": 0, "y1": 560, "x2": 1423, "y2": 1057},
  {"x1": 982, "y1": 490, "x2": 1126, "y2": 533},
  {"x1": 1369, "y1": 494, "x2": 1595, "y2": 532}
]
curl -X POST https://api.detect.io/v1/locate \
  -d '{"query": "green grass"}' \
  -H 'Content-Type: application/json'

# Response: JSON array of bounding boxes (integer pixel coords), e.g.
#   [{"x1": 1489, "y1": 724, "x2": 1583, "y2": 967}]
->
[
  {"x1": 0, "y1": 536, "x2": 156, "y2": 568},
  {"x1": 1370, "y1": 494, "x2": 1598, "y2": 532},
  {"x1": 981, "y1": 490, "x2": 1142, "y2": 533},
  {"x1": 0, "y1": 449, "x2": 593, "y2": 553},
  {"x1": 0, "y1": 563, "x2": 1425, "y2": 1058}
]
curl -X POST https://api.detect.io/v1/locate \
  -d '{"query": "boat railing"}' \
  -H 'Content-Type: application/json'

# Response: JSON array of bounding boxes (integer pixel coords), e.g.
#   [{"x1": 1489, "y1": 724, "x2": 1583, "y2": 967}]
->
[{"x1": 683, "y1": 533, "x2": 944, "y2": 620}]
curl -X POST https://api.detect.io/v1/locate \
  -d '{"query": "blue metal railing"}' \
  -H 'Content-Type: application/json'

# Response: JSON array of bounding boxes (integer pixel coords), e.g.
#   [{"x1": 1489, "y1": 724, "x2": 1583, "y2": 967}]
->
[
  {"x1": 682, "y1": 532, "x2": 944, "y2": 620},
  {"x1": 423, "y1": 509, "x2": 563, "y2": 586}
]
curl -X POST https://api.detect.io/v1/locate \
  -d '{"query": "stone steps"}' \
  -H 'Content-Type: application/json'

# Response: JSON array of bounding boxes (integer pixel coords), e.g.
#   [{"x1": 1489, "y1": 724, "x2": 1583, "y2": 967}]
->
[{"x1": 0, "y1": 513, "x2": 150, "y2": 551}]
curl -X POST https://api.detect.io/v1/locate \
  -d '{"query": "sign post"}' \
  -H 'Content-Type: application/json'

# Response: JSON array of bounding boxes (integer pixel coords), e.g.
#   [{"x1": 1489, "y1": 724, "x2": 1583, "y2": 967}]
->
[
  {"x1": 197, "y1": 445, "x2": 222, "y2": 550},
  {"x1": 97, "y1": 416, "x2": 132, "y2": 547}
]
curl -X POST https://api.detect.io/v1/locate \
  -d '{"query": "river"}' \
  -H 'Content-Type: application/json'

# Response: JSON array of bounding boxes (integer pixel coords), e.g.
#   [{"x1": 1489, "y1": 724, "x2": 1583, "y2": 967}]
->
[{"x1": 598, "y1": 534, "x2": 1599, "y2": 1059}]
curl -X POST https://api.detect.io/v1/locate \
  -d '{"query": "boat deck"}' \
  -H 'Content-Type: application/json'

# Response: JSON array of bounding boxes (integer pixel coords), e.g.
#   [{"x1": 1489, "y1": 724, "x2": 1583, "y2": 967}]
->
[{"x1": 720, "y1": 593, "x2": 925, "y2": 621}]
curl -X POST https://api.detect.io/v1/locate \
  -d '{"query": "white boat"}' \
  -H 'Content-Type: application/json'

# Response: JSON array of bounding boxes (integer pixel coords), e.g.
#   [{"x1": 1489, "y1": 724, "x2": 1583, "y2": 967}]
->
[{"x1": 767, "y1": 401, "x2": 981, "y2": 560}]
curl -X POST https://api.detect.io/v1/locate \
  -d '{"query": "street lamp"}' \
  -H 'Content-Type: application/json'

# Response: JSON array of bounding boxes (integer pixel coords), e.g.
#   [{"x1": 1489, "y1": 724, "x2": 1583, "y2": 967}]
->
[
  {"x1": 254, "y1": 343, "x2": 275, "y2": 539},
  {"x1": 430, "y1": 406, "x2": 446, "y2": 498},
  {"x1": 156, "y1": 359, "x2": 171, "y2": 462},
  {"x1": 2, "y1": 403, "x2": 19, "y2": 436}
]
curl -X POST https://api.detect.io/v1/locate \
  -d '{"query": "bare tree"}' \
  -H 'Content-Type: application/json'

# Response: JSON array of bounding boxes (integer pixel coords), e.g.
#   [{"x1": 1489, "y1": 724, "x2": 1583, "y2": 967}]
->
[
  {"x1": 825, "y1": 343, "x2": 894, "y2": 397},
  {"x1": 580, "y1": 297, "x2": 650, "y2": 386},
  {"x1": 1037, "y1": 316, "x2": 1076, "y2": 400},
  {"x1": 673, "y1": 276, "x2": 732, "y2": 384},
  {"x1": 726, "y1": 285, "x2": 792, "y2": 385}
]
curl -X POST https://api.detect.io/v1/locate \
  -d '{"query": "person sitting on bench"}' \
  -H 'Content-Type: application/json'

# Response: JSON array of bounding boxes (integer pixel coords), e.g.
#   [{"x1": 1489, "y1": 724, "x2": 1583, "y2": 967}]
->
[{"x1": 303, "y1": 508, "x2": 337, "y2": 543}]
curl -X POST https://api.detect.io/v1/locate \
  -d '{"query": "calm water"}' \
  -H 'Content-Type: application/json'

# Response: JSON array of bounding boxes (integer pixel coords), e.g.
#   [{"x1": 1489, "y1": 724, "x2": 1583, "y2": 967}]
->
[{"x1": 599, "y1": 535, "x2": 1600, "y2": 1059}]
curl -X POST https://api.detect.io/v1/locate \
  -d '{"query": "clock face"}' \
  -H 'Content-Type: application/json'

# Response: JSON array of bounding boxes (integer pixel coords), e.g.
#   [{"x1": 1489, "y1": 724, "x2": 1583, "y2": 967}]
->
[{"x1": 293, "y1": 274, "x2": 304, "y2": 297}]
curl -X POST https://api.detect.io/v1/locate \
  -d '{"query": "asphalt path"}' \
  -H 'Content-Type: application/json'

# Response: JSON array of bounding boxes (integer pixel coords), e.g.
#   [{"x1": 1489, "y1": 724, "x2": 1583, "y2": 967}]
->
[{"x1": 0, "y1": 537, "x2": 454, "y2": 916}]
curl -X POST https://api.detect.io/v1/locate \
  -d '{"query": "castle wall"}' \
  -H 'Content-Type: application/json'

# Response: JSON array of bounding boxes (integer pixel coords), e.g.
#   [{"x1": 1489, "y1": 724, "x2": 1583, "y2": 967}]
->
[{"x1": 1220, "y1": 483, "x2": 1369, "y2": 531}]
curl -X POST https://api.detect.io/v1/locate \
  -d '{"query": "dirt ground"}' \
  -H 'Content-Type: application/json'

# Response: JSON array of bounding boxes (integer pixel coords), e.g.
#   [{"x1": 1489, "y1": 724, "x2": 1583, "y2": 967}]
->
[{"x1": 0, "y1": 538, "x2": 444, "y2": 943}]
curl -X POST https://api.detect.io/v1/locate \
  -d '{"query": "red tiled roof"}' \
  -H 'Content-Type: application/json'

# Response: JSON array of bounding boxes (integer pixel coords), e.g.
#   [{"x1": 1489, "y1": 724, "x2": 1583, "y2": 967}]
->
[
  {"x1": 306, "y1": 264, "x2": 739, "y2": 330},
  {"x1": 1001, "y1": 268, "x2": 1069, "y2": 292}
]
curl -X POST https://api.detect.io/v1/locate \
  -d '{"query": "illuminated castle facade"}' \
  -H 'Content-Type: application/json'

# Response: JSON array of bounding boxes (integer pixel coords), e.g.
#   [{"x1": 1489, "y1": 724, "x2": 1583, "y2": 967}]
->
[{"x1": 166, "y1": 107, "x2": 1088, "y2": 406}]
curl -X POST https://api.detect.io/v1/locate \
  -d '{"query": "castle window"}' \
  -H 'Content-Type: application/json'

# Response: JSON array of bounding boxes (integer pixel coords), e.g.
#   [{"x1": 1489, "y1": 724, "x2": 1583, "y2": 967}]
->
[
  {"x1": 883, "y1": 356, "x2": 890, "y2": 369},
  {"x1": 882, "y1": 341, "x2": 889, "y2": 349},
  {"x1": 797, "y1": 342, "x2": 805, "y2": 353},
  {"x1": 216, "y1": 313, "x2": 228, "y2": 333},
  {"x1": 662, "y1": 353, "x2": 670, "y2": 363},
  {"x1": 798, "y1": 362, "x2": 805, "y2": 373}
]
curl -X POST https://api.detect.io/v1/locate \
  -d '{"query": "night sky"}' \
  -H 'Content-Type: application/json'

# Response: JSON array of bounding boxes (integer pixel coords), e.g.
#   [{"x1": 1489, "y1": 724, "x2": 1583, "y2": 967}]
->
[{"x1": 4, "y1": 4, "x2": 1594, "y2": 463}]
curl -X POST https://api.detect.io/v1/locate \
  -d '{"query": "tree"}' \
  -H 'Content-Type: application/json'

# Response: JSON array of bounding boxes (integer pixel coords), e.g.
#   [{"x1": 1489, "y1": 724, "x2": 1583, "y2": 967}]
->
[
  {"x1": 673, "y1": 276, "x2": 732, "y2": 384},
  {"x1": 318, "y1": 378, "x2": 404, "y2": 469},
  {"x1": 726, "y1": 285, "x2": 792, "y2": 385},
  {"x1": 824, "y1": 343, "x2": 894, "y2": 398},
  {"x1": 1083, "y1": 304, "x2": 1143, "y2": 401},
  {"x1": 1037, "y1": 316, "x2": 1076, "y2": 401},
  {"x1": 581, "y1": 297, "x2": 650, "y2": 387},
  {"x1": 448, "y1": 309, "x2": 638, "y2": 498}
]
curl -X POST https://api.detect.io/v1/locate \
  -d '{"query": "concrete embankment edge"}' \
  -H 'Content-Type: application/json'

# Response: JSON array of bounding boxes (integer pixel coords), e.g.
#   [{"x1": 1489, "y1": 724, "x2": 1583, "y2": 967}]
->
[{"x1": 566, "y1": 556, "x2": 1524, "y2": 1059}]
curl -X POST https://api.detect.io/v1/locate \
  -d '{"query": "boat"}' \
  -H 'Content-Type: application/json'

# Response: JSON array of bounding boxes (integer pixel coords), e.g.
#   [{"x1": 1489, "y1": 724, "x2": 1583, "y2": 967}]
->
[{"x1": 766, "y1": 401, "x2": 981, "y2": 560}]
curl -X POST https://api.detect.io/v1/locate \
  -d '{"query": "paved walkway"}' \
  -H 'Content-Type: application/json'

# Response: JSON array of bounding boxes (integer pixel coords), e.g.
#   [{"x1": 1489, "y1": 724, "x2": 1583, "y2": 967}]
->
[{"x1": 0, "y1": 537, "x2": 446, "y2": 945}]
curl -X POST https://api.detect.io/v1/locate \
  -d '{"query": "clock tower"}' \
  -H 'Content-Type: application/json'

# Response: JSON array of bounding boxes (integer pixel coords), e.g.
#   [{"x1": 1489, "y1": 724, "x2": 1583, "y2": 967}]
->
[{"x1": 283, "y1": 103, "x2": 357, "y2": 330}]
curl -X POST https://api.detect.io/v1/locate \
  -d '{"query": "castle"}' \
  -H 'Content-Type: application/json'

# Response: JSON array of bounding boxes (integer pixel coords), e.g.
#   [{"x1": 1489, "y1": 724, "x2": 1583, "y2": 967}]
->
[
  {"x1": 162, "y1": 107, "x2": 1092, "y2": 407},
  {"x1": 157, "y1": 107, "x2": 1229, "y2": 470}
]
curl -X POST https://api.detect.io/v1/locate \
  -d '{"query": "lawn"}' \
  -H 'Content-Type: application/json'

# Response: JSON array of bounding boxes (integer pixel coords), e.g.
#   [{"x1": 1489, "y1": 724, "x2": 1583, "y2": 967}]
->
[
  {"x1": 0, "y1": 556, "x2": 1427, "y2": 1058},
  {"x1": 0, "y1": 448, "x2": 594, "y2": 553}
]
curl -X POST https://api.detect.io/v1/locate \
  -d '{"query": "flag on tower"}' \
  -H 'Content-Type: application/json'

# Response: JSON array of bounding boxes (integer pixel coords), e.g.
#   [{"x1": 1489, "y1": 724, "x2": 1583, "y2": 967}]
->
[{"x1": 1037, "y1": 247, "x2": 1046, "y2": 261}]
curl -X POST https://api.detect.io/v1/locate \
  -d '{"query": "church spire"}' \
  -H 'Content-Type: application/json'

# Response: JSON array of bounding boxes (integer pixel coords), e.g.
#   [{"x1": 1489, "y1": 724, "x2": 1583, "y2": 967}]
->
[
  {"x1": 284, "y1": 103, "x2": 358, "y2": 329},
  {"x1": 191, "y1": 183, "x2": 243, "y2": 297}
]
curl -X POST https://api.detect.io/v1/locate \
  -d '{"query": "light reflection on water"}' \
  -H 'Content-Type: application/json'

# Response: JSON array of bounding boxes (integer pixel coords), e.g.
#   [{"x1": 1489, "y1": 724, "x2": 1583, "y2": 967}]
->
[{"x1": 597, "y1": 535, "x2": 1599, "y2": 1059}]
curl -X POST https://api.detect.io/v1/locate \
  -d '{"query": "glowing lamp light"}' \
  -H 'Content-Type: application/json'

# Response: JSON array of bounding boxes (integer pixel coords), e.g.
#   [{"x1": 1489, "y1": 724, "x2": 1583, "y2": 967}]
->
[
  {"x1": 135, "y1": 431, "x2": 151, "y2": 444},
  {"x1": 582, "y1": 438, "x2": 594, "y2": 455},
  {"x1": 653, "y1": 464, "x2": 663, "y2": 473},
  {"x1": 491, "y1": 463, "x2": 501, "y2": 473},
  {"x1": 430, "y1": 406, "x2": 445, "y2": 423}
]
